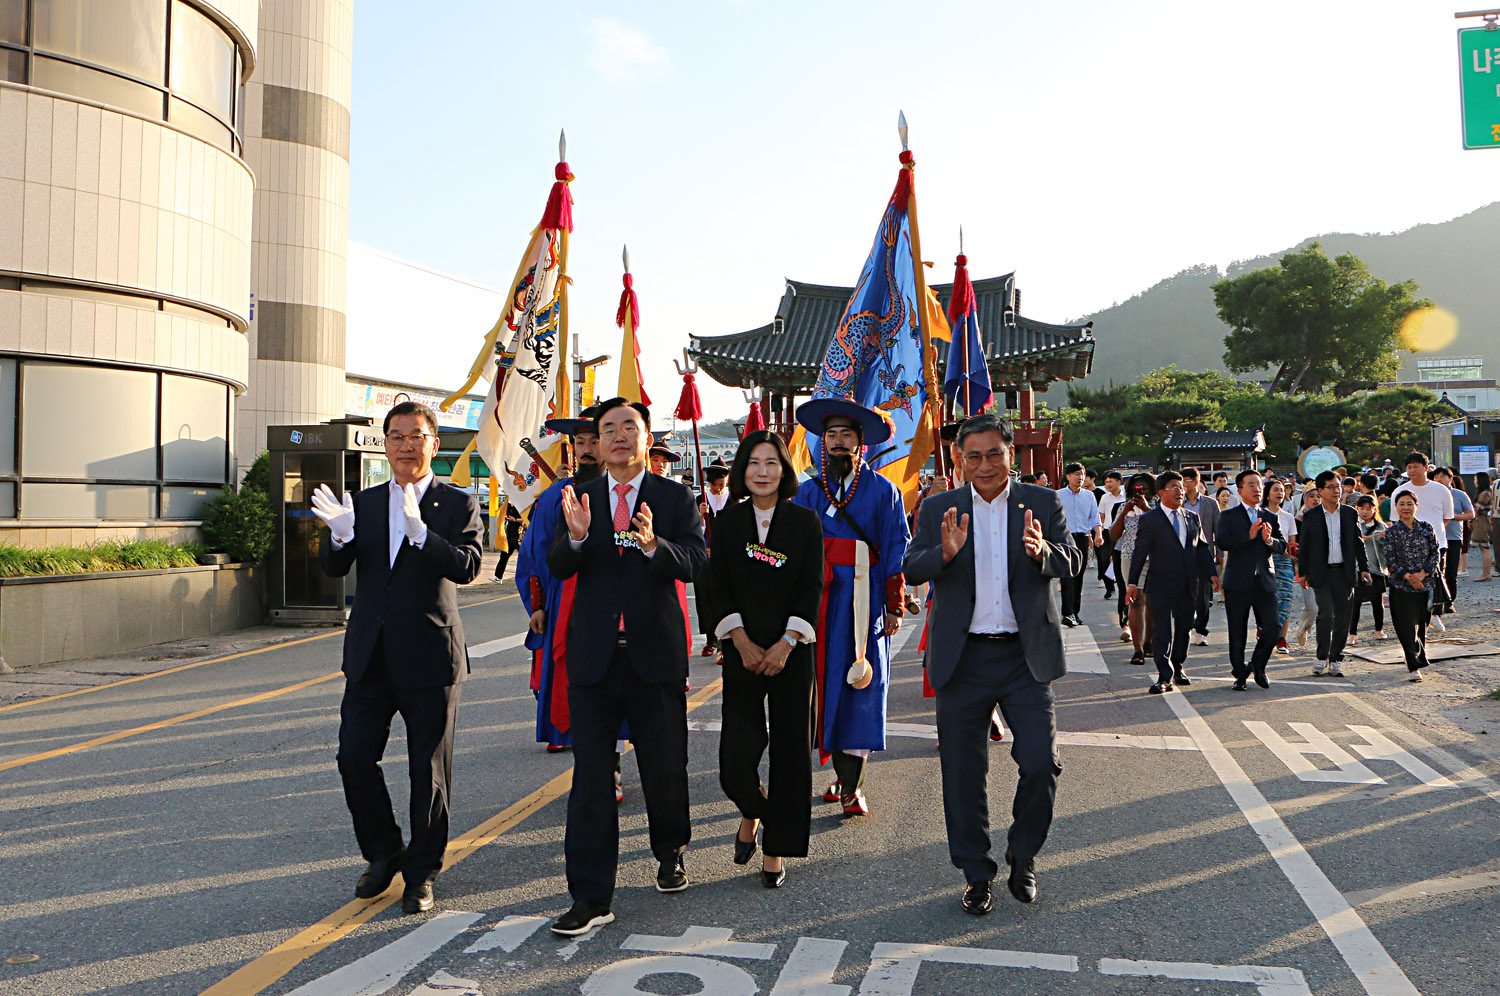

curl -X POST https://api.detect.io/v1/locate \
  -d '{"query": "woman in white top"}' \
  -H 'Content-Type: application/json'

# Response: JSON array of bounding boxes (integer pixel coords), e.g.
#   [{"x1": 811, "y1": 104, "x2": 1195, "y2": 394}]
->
[
  {"x1": 1290, "y1": 485, "x2": 1321, "y2": 648},
  {"x1": 1262, "y1": 479, "x2": 1299, "y2": 654}
]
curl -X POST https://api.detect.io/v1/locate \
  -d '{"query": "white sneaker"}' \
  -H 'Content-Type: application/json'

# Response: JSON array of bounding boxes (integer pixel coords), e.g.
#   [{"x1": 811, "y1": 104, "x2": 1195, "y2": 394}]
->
[
  {"x1": 1375, "y1": 630, "x2": 1389, "y2": 640},
  {"x1": 1193, "y1": 635, "x2": 1208, "y2": 646},
  {"x1": 1120, "y1": 627, "x2": 1132, "y2": 642},
  {"x1": 1431, "y1": 616, "x2": 1447, "y2": 633},
  {"x1": 1327, "y1": 663, "x2": 1344, "y2": 677},
  {"x1": 1458, "y1": 569, "x2": 1468, "y2": 577},
  {"x1": 1312, "y1": 661, "x2": 1328, "y2": 676}
]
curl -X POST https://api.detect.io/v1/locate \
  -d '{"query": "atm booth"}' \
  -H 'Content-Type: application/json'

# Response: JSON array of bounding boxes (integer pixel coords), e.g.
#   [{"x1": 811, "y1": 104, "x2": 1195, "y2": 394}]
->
[{"x1": 266, "y1": 417, "x2": 391, "y2": 624}]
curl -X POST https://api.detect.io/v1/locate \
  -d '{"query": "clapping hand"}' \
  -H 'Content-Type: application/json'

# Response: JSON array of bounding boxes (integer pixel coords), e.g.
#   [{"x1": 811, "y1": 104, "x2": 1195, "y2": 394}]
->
[
  {"x1": 630, "y1": 501, "x2": 657, "y2": 554},
  {"x1": 401, "y1": 483, "x2": 427, "y2": 545},
  {"x1": 560, "y1": 485, "x2": 591, "y2": 541},
  {"x1": 310, "y1": 484, "x2": 355, "y2": 543},
  {"x1": 1022, "y1": 509, "x2": 1046, "y2": 561},
  {"x1": 940, "y1": 506, "x2": 970, "y2": 564}
]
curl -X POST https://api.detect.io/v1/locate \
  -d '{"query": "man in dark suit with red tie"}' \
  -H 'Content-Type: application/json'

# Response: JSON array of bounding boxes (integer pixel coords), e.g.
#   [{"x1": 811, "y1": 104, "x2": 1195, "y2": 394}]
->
[
  {"x1": 313, "y1": 401, "x2": 484, "y2": 914},
  {"x1": 1127, "y1": 471, "x2": 1218, "y2": 693},
  {"x1": 1214, "y1": 470, "x2": 1288, "y2": 690},
  {"x1": 547, "y1": 397, "x2": 707, "y2": 936}
]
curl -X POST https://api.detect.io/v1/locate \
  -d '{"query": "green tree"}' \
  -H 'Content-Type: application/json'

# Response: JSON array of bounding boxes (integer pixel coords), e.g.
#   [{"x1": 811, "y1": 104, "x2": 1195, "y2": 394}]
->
[
  {"x1": 1338, "y1": 388, "x2": 1451, "y2": 466},
  {"x1": 1213, "y1": 243, "x2": 1429, "y2": 397}
]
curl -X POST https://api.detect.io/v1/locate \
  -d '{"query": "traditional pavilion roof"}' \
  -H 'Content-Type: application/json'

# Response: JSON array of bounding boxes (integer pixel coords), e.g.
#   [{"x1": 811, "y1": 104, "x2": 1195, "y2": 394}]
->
[
  {"x1": 1163, "y1": 428, "x2": 1267, "y2": 452},
  {"x1": 689, "y1": 275, "x2": 1095, "y2": 391}
]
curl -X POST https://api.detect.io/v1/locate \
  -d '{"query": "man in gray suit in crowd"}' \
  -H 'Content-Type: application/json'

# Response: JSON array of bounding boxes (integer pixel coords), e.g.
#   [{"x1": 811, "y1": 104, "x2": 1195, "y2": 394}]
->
[{"x1": 904, "y1": 414, "x2": 1083, "y2": 915}]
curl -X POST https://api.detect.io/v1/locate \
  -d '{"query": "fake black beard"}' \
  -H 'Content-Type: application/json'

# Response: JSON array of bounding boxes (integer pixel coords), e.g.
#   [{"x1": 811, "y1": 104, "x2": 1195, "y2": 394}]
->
[
  {"x1": 573, "y1": 459, "x2": 602, "y2": 485},
  {"x1": 827, "y1": 452, "x2": 855, "y2": 481}
]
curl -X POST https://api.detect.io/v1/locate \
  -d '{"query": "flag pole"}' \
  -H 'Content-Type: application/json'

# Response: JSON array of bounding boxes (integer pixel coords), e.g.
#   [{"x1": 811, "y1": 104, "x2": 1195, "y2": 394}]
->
[{"x1": 900, "y1": 111, "x2": 945, "y2": 481}]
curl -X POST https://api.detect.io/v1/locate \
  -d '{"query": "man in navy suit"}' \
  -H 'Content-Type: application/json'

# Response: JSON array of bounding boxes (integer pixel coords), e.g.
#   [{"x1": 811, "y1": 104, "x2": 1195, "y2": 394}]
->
[
  {"x1": 1297, "y1": 470, "x2": 1371, "y2": 677},
  {"x1": 1127, "y1": 471, "x2": 1217, "y2": 693},
  {"x1": 314, "y1": 401, "x2": 484, "y2": 914},
  {"x1": 547, "y1": 397, "x2": 707, "y2": 936},
  {"x1": 1214, "y1": 470, "x2": 1287, "y2": 690}
]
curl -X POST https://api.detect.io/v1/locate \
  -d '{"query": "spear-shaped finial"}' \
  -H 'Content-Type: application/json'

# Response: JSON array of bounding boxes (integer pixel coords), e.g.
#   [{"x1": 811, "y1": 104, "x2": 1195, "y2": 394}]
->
[
  {"x1": 897, "y1": 110, "x2": 908, "y2": 151},
  {"x1": 959, "y1": 225, "x2": 964, "y2": 255},
  {"x1": 622, "y1": 244, "x2": 630, "y2": 273},
  {"x1": 559, "y1": 128, "x2": 567, "y2": 161}
]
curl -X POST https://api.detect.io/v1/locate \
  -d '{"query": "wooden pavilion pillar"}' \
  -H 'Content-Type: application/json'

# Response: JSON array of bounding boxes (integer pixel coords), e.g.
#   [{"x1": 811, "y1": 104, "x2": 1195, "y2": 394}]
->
[{"x1": 1018, "y1": 386, "x2": 1035, "y2": 475}]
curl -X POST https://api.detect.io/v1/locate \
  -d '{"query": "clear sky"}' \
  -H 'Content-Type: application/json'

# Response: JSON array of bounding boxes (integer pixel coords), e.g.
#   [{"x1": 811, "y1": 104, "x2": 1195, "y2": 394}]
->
[{"x1": 348, "y1": 0, "x2": 1498, "y2": 424}]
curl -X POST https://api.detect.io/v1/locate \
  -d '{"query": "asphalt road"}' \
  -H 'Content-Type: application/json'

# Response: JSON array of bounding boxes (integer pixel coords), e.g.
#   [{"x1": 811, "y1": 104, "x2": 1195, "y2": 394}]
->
[{"x1": 2, "y1": 577, "x2": 1498, "y2": 996}]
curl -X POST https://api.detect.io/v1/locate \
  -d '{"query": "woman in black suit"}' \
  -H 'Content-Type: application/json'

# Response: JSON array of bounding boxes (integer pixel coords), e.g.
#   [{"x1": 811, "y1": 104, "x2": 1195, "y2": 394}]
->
[{"x1": 706, "y1": 430, "x2": 824, "y2": 887}]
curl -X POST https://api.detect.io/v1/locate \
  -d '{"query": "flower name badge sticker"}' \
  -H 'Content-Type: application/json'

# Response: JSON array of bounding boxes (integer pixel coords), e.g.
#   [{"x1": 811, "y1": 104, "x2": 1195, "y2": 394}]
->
[{"x1": 746, "y1": 542, "x2": 788, "y2": 568}]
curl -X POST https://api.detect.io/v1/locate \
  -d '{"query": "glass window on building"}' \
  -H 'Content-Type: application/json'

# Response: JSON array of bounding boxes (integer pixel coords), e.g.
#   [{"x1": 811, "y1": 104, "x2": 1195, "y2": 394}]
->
[
  {"x1": 167, "y1": 94, "x2": 230, "y2": 150},
  {"x1": 161, "y1": 373, "x2": 228, "y2": 482},
  {"x1": 1, "y1": 47, "x2": 23, "y2": 82},
  {"x1": 168, "y1": 0, "x2": 231, "y2": 121},
  {"x1": 31, "y1": 0, "x2": 166, "y2": 84},
  {"x1": 160, "y1": 485, "x2": 213, "y2": 519},
  {"x1": 23, "y1": 482, "x2": 155, "y2": 519},
  {"x1": 21, "y1": 362, "x2": 158, "y2": 481},
  {"x1": 30, "y1": 54, "x2": 163, "y2": 116},
  {"x1": 0, "y1": 357, "x2": 15, "y2": 476},
  {"x1": 0, "y1": 0, "x2": 26, "y2": 44}
]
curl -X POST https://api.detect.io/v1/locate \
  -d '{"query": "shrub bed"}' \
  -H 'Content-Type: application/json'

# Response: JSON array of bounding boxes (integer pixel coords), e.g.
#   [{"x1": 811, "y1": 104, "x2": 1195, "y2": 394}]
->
[{"x1": 0, "y1": 540, "x2": 205, "y2": 578}]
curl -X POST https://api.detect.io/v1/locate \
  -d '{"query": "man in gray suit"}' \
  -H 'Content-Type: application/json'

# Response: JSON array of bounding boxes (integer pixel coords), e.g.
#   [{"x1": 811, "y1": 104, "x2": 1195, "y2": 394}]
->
[{"x1": 904, "y1": 414, "x2": 1083, "y2": 915}]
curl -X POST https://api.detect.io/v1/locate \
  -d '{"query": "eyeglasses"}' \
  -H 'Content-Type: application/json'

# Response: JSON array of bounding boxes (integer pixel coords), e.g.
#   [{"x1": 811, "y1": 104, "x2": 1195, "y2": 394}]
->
[
  {"x1": 599, "y1": 424, "x2": 641, "y2": 439},
  {"x1": 386, "y1": 431, "x2": 434, "y2": 448}
]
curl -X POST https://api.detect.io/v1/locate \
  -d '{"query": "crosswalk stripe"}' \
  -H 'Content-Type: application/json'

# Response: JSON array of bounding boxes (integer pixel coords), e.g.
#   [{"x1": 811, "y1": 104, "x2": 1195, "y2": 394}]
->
[{"x1": 282, "y1": 910, "x2": 482, "y2": 996}]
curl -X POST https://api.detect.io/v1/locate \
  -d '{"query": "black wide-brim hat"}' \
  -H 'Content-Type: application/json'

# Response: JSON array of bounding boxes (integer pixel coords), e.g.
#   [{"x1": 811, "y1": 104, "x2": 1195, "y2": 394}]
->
[
  {"x1": 703, "y1": 457, "x2": 729, "y2": 479},
  {"x1": 542, "y1": 417, "x2": 594, "y2": 437},
  {"x1": 795, "y1": 397, "x2": 893, "y2": 445}
]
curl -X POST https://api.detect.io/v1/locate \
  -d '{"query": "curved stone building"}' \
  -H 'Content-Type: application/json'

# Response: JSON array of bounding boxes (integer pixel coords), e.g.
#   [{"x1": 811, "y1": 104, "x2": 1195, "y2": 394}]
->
[{"x1": 0, "y1": 0, "x2": 351, "y2": 547}]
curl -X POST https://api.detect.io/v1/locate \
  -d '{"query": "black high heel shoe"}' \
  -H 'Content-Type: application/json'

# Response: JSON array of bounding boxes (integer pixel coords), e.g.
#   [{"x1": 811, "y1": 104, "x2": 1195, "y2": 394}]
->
[
  {"x1": 733, "y1": 825, "x2": 757, "y2": 865},
  {"x1": 760, "y1": 862, "x2": 786, "y2": 888}
]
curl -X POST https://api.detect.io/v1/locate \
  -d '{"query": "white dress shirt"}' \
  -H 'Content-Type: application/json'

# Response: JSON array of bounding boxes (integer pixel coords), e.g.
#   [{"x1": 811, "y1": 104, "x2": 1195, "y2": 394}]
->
[
  {"x1": 970, "y1": 483, "x2": 1019, "y2": 635},
  {"x1": 570, "y1": 467, "x2": 655, "y2": 558},
  {"x1": 388, "y1": 473, "x2": 432, "y2": 567},
  {"x1": 1166, "y1": 505, "x2": 1188, "y2": 546},
  {"x1": 1322, "y1": 505, "x2": 1344, "y2": 565},
  {"x1": 713, "y1": 501, "x2": 815, "y2": 644}
]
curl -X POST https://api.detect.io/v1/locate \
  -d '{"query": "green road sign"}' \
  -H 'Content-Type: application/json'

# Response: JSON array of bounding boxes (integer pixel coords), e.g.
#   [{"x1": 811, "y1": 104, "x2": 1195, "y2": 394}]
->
[{"x1": 1459, "y1": 26, "x2": 1500, "y2": 150}]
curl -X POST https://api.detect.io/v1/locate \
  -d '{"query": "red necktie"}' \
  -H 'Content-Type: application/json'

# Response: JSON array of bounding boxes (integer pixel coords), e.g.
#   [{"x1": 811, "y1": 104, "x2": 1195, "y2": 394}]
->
[{"x1": 614, "y1": 483, "x2": 631, "y2": 630}]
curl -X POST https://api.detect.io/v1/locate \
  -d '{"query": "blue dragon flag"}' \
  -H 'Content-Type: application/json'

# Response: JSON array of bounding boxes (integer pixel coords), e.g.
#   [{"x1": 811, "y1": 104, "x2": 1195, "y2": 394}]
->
[{"x1": 807, "y1": 153, "x2": 936, "y2": 503}]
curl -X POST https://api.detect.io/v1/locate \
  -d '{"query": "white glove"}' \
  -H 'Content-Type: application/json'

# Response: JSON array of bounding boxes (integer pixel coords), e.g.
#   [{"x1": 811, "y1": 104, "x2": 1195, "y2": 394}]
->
[
  {"x1": 402, "y1": 483, "x2": 428, "y2": 547},
  {"x1": 310, "y1": 484, "x2": 355, "y2": 543}
]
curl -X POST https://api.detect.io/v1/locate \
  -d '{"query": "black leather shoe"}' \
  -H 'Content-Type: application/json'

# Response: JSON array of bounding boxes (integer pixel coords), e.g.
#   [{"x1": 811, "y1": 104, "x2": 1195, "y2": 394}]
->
[
  {"x1": 961, "y1": 879, "x2": 993, "y2": 915},
  {"x1": 354, "y1": 847, "x2": 405, "y2": 899},
  {"x1": 1005, "y1": 851, "x2": 1038, "y2": 904},
  {"x1": 551, "y1": 901, "x2": 613, "y2": 936},
  {"x1": 760, "y1": 864, "x2": 786, "y2": 888},
  {"x1": 656, "y1": 854, "x2": 688, "y2": 893},
  {"x1": 1062, "y1": 615, "x2": 1078, "y2": 628},
  {"x1": 1232, "y1": 678, "x2": 1248, "y2": 691},
  {"x1": 733, "y1": 834, "x2": 757, "y2": 866},
  {"x1": 1173, "y1": 668, "x2": 1191, "y2": 686},
  {"x1": 401, "y1": 881, "x2": 434, "y2": 915},
  {"x1": 1253, "y1": 668, "x2": 1270, "y2": 689},
  {"x1": 1149, "y1": 682, "x2": 1171, "y2": 694}
]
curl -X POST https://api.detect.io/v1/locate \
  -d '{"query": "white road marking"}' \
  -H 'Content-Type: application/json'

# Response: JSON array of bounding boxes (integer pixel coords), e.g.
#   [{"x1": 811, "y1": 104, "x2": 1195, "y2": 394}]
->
[
  {"x1": 468, "y1": 634, "x2": 527, "y2": 659},
  {"x1": 583, "y1": 955, "x2": 757, "y2": 996},
  {"x1": 1345, "y1": 868, "x2": 1500, "y2": 907},
  {"x1": 1346, "y1": 726, "x2": 1455, "y2": 788},
  {"x1": 1243, "y1": 721, "x2": 1384, "y2": 784},
  {"x1": 1065, "y1": 624, "x2": 1110, "y2": 673},
  {"x1": 687, "y1": 719, "x2": 1198, "y2": 751},
  {"x1": 621, "y1": 926, "x2": 775, "y2": 960},
  {"x1": 557, "y1": 924, "x2": 604, "y2": 962},
  {"x1": 887, "y1": 613, "x2": 921, "y2": 661},
  {"x1": 1099, "y1": 957, "x2": 1311, "y2": 996},
  {"x1": 770, "y1": 937, "x2": 851, "y2": 996},
  {"x1": 282, "y1": 910, "x2": 482, "y2": 996},
  {"x1": 463, "y1": 914, "x2": 547, "y2": 954},
  {"x1": 1336, "y1": 692, "x2": 1500, "y2": 810},
  {"x1": 1163, "y1": 693, "x2": 1421, "y2": 996},
  {"x1": 859, "y1": 943, "x2": 1077, "y2": 996},
  {"x1": 408, "y1": 969, "x2": 483, "y2": 995}
]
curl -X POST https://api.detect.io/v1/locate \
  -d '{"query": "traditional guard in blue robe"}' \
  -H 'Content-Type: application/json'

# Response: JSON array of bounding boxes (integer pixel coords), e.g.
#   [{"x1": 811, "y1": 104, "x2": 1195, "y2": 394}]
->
[{"x1": 791, "y1": 398, "x2": 910, "y2": 815}]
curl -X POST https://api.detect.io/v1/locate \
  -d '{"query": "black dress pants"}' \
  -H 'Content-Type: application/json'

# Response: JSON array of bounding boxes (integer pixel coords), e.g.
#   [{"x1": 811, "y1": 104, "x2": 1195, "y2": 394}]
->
[
  {"x1": 1437, "y1": 541, "x2": 1459, "y2": 614},
  {"x1": 1313, "y1": 573, "x2": 1355, "y2": 662},
  {"x1": 1388, "y1": 588, "x2": 1431, "y2": 672},
  {"x1": 1224, "y1": 585, "x2": 1279, "y2": 680},
  {"x1": 1113, "y1": 551, "x2": 1129, "y2": 628},
  {"x1": 1192, "y1": 572, "x2": 1213, "y2": 635},
  {"x1": 1147, "y1": 591, "x2": 1194, "y2": 683},
  {"x1": 718, "y1": 647, "x2": 813, "y2": 857},
  {"x1": 565, "y1": 643, "x2": 690, "y2": 906},
  {"x1": 337, "y1": 641, "x2": 462, "y2": 886},
  {"x1": 935, "y1": 637, "x2": 1061, "y2": 885},
  {"x1": 1096, "y1": 534, "x2": 1115, "y2": 594},
  {"x1": 1062, "y1": 533, "x2": 1090, "y2": 616}
]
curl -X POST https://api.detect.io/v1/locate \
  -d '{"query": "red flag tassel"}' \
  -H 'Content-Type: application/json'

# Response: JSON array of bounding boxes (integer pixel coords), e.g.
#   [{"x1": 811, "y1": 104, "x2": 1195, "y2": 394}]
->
[
  {"x1": 616, "y1": 273, "x2": 640, "y2": 330},
  {"x1": 540, "y1": 161, "x2": 575, "y2": 232},
  {"x1": 674, "y1": 371, "x2": 703, "y2": 423},
  {"x1": 947, "y1": 253, "x2": 975, "y2": 323},
  {"x1": 889, "y1": 150, "x2": 915, "y2": 210}
]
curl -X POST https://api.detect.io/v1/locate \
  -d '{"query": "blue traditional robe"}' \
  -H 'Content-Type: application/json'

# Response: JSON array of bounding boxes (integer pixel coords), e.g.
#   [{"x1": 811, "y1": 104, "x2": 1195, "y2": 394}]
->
[
  {"x1": 793, "y1": 467, "x2": 910, "y2": 757},
  {"x1": 515, "y1": 477, "x2": 571, "y2": 747}
]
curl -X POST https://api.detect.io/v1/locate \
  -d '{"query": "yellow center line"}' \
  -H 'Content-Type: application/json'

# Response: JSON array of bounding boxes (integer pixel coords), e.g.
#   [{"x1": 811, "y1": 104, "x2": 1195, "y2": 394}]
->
[
  {"x1": 0, "y1": 592, "x2": 516, "y2": 714},
  {"x1": 198, "y1": 676, "x2": 726, "y2": 996},
  {"x1": 0, "y1": 672, "x2": 344, "y2": 773}
]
